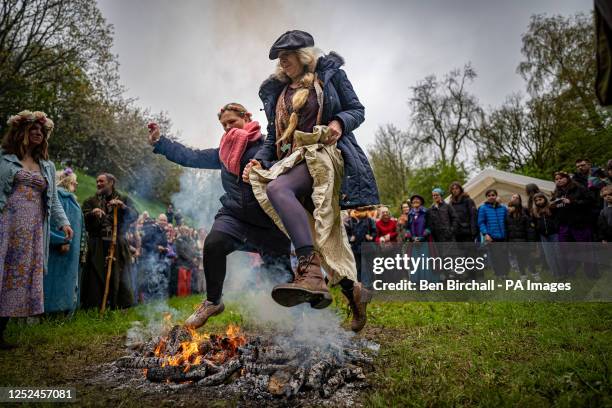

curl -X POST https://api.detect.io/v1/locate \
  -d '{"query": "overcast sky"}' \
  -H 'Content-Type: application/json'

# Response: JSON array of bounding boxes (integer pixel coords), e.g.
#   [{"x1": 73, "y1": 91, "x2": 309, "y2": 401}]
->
[{"x1": 96, "y1": 0, "x2": 591, "y2": 150}]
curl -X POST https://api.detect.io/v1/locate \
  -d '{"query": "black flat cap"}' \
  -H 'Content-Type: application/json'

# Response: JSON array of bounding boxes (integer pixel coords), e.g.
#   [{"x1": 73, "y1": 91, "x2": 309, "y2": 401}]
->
[{"x1": 269, "y1": 30, "x2": 314, "y2": 59}]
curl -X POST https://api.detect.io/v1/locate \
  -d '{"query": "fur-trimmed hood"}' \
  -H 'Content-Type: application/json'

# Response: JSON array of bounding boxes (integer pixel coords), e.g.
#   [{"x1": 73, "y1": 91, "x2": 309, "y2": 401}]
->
[{"x1": 259, "y1": 51, "x2": 346, "y2": 98}]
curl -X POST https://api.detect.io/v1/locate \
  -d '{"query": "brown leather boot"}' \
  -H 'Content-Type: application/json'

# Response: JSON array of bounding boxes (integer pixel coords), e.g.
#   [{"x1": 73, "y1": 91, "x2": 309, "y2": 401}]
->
[
  {"x1": 342, "y1": 282, "x2": 372, "y2": 332},
  {"x1": 271, "y1": 252, "x2": 332, "y2": 309},
  {"x1": 184, "y1": 300, "x2": 225, "y2": 329}
]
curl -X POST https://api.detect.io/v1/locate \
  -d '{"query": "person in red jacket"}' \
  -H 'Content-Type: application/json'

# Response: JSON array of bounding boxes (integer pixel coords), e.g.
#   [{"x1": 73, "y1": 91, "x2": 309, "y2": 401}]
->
[{"x1": 375, "y1": 207, "x2": 398, "y2": 243}]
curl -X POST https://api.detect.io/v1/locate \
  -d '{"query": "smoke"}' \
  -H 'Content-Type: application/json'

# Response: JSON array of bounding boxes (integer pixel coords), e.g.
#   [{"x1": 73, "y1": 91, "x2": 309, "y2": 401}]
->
[
  {"x1": 163, "y1": 153, "x2": 354, "y2": 348},
  {"x1": 222, "y1": 252, "x2": 355, "y2": 350},
  {"x1": 126, "y1": 301, "x2": 180, "y2": 348},
  {"x1": 171, "y1": 168, "x2": 224, "y2": 230}
]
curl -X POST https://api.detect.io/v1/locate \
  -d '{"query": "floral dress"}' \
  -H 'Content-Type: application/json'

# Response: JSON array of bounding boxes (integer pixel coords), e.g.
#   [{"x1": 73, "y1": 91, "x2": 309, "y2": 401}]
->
[{"x1": 0, "y1": 170, "x2": 47, "y2": 316}]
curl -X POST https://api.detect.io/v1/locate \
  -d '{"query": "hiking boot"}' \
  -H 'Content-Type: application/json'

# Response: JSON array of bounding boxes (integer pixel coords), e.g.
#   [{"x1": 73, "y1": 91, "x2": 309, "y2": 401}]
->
[
  {"x1": 342, "y1": 282, "x2": 372, "y2": 333},
  {"x1": 184, "y1": 300, "x2": 225, "y2": 329},
  {"x1": 271, "y1": 252, "x2": 332, "y2": 309}
]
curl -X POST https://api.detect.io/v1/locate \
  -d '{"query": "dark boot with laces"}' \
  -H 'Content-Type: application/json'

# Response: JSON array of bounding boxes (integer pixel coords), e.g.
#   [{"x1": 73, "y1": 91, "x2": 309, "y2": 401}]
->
[{"x1": 271, "y1": 252, "x2": 332, "y2": 309}]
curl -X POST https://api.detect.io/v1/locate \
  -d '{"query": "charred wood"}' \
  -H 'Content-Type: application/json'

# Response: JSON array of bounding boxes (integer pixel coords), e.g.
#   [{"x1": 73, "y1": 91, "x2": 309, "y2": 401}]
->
[
  {"x1": 116, "y1": 356, "x2": 166, "y2": 369},
  {"x1": 197, "y1": 358, "x2": 242, "y2": 386}
]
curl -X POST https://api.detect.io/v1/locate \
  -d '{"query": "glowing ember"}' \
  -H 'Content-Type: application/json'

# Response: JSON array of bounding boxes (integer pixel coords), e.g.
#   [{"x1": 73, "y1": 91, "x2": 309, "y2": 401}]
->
[{"x1": 149, "y1": 321, "x2": 247, "y2": 380}]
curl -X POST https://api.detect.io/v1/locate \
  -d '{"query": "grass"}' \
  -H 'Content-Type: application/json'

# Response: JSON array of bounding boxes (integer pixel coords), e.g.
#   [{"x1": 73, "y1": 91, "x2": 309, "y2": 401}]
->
[
  {"x1": 1, "y1": 296, "x2": 611, "y2": 407},
  {"x1": 65, "y1": 166, "x2": 167, "y2": 217}
]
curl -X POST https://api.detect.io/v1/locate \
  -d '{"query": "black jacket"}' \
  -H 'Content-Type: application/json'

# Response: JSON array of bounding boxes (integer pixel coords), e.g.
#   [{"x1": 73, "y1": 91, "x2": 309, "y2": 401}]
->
[
  {"x1": 153, "y1": 136, "x2": 276, "y2": 229},
  {"x1": 598, "y1": 206, "x2": 612, "y2": 241},
  {"x1": 506, "y1": 208, "x2": 536, "y2": 242},
  {"x1": 140, "y1": 219, "x2": 167, "y2": 257},
  {"x1": 428, "y1": 202, "x2": 458, "y2": 242},
  {"x1": 552, "y1": 182, "x2": 593, "y2": 228},
  {"x1": 532, "y1": 210, "x2": 560, "y2": 237},
  {"x1": 450, "y1": 195, "x2": 478, "y2": 237},
  {"x1": 256, "y1": 52, "x2": 380, "y2": 209},
  {"x1": 345, "y1": 216, "x2": 377, "y2": 253}
]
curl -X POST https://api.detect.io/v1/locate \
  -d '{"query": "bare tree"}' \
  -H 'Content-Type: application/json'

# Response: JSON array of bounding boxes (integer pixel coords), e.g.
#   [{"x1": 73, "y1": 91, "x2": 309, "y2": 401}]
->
[
  {"x1": 367, "y1": 124, "x2": 416, "y2": 209},
  {"x1": 409, "y1": 63, "x2": 482, "y2": 167}
]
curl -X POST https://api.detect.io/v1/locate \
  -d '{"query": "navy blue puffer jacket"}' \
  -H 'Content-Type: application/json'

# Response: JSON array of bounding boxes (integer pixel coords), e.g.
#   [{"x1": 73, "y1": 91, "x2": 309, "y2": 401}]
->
[{"x1": 255, "y1": 52, "x2": 380, "y2": 209}]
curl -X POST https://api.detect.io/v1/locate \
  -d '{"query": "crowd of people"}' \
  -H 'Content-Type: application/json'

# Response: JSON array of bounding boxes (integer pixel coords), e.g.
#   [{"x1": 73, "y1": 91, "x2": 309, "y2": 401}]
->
[
  {"x1": 2, "y1": 30, "x2": 611, "y2": 350},
  {"x1": 0, "y1": 112, "x2": 208, "y2": 349},
  {"x1": 345, "y1": 158, "x2": 612, "y2": 284}
]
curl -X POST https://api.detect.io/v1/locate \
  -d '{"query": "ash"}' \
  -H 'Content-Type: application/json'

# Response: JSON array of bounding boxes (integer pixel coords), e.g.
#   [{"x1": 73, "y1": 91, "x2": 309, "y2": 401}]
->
[{"x1": 97, "y1": 323, "x2": 379, "y2": 407}]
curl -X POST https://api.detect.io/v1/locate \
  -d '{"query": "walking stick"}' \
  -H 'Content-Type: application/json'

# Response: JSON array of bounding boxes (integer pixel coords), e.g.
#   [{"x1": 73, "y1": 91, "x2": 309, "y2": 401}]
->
[{"x1": 101, "y1": 205, "x2": 119, "y2": 315}]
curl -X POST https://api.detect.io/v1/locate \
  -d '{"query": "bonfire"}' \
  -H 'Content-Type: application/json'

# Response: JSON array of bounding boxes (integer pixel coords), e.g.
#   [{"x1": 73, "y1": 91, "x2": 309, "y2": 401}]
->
[{"x1": 115, "y1": 312, "x2": 378, "y2": 400}]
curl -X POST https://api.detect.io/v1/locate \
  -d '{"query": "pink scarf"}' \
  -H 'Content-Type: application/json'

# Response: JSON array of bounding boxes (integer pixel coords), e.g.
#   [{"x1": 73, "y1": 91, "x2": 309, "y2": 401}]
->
[{"x1": 218, "y1": 121, "x2": 262, "y2": 176}]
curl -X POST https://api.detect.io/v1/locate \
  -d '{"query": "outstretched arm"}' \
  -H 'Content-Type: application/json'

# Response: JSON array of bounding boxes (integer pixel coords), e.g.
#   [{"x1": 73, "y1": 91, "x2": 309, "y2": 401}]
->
[
  {"x1": 148, "y1": 123, "x2": 222, "y2": 169},
  {"x1": 152, "y1": 136, "x2": 222, "y2": 169}
]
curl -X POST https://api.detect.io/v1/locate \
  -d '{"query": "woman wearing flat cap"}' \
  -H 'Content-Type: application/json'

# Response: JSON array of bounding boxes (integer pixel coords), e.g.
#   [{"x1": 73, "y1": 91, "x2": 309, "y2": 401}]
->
[{"x1": 243, "y1": 30, "x2": 379, "y2": 332}]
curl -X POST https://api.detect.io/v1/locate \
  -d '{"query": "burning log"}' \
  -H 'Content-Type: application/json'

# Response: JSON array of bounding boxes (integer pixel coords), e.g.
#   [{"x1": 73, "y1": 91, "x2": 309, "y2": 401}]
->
[
  {"x1": 114, "y1": 323, "x2": 377, "y2": 400},
  {"x1": 116, "y1": 356, "x2": 166, "y2": 369},
  {"x1": 165, "y1": 325, "x2": 192, "y2": 355},
  {"x1": 197, "y1": 339, "x2": 213, "y2": 355},
  {"x1": 197, "y1": 358, "x2": 242, "y2": 386},
  {"x1": 146, "y1": 366, "x2": 188, "y2": 383}
]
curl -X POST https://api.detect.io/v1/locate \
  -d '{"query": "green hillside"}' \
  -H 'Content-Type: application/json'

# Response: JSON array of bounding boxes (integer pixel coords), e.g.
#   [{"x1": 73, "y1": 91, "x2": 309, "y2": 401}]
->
[{"x1": 69, "y1": 168, "x2": 166, "y2": 218}]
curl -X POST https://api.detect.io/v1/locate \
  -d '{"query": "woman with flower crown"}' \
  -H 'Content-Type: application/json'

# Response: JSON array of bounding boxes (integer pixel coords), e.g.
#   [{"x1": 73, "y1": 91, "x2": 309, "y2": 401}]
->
[{"x1": 0, "y1": 111, "x2": 73, "y2": 349}]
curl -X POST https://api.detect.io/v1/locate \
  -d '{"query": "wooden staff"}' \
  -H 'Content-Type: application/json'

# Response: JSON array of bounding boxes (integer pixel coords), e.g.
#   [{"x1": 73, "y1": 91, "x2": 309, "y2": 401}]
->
[{"x1": 101, "y1": 205, "x2": 119, "y2": 315}]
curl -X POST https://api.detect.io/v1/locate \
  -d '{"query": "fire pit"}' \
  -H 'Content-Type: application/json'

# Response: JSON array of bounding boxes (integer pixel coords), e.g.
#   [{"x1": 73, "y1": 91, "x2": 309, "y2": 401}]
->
[{"x1": 112, "y1": 320, "x2": 378, "y2": 403}]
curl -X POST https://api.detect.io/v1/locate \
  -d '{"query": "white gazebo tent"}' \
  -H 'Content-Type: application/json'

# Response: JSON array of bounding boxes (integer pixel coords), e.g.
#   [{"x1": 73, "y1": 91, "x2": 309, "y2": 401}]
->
[{"x1": 450, "y1": 169, "x2": 556, "y2": 207}]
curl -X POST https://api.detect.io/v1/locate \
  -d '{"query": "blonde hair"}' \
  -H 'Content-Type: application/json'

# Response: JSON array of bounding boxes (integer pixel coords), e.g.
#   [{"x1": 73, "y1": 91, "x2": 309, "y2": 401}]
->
[
  {"x1": 57, "y1": 170, "x2": 77, "y2": 190},
  {"x1": 274, "y1": 47, "x2": 321, "y2": 146}
]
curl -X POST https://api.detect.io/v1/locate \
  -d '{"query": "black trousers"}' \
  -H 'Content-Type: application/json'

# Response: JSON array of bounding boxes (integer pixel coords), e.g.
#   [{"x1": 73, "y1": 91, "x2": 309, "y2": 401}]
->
[{"x1": 203, "y1": 229, "x2": 292, "y2": 303}]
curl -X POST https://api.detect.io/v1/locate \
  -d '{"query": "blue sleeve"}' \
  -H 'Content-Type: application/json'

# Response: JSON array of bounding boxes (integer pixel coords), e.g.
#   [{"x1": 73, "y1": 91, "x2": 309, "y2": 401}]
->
[
  {"x1": 478, "y1": 206, "x2": 488, "y2": 235},
  {"x1": 48, "y1": 164, "x2": 70, "y2": 230},
  {"x1": 153, "y1": 136, "x2": 222, "y2": 169},
  {"x1": 330, "y1": 69, "x2": 365, "y2": 134}
]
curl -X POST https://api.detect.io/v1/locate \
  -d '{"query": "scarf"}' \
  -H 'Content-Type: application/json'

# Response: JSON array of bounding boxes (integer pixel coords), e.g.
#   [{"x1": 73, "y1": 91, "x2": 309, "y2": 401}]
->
[
  {"x1": 274, "y1": 76, "x2": 324, "y2": 160},
  {"x1": 218, "y1": 121, "x2": 262, "y2": 176}
]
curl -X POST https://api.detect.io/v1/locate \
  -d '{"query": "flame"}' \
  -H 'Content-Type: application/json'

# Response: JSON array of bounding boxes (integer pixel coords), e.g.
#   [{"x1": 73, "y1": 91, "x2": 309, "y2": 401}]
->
[
  {"x1": 154, "y1": 338, "x2": 166, "y2": 357},
  {"x1": 147, "y1": 318, "x2": 247, "y2": 382}
]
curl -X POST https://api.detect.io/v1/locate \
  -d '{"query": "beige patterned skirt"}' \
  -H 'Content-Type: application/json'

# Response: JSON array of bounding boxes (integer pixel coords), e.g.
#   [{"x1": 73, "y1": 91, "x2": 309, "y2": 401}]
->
[{"x1": 249, "y1": 127, "x2": 357, "y2": 285}]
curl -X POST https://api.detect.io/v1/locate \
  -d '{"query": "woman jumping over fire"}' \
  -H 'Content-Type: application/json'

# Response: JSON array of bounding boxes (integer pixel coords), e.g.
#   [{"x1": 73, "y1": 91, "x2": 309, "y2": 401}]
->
[
  {"x1": 243, "y1": 30, "x2": 380, "y2": 332},
  {"x1": 147, "y1": 104, "x2": 292, "y2": 330}
]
